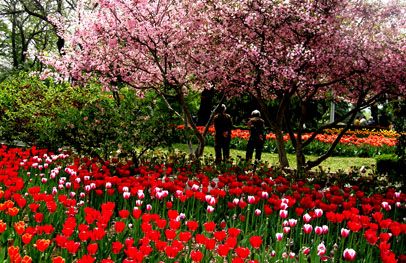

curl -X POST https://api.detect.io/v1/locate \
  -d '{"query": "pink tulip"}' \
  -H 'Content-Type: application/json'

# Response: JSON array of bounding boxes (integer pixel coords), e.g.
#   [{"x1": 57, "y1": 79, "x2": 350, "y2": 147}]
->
[
  {"x1": 343, "y1": 248, "x2": 356, "y2": 261},
  {"x1": 315, "y1": 226, "x2": 323, "y2": 235},
  {"x1": 279, "y1": 210, "x2": 288, "y2": 218},
  {"x1": 280, "y1": 203, "x2": 288, "y2": 210},
  {"x1": 303, "y1": 224, "x2": 312, "y2": 234},
  {"x1": 276, "y1": 233, "x2": 283, "y2": 241},
  {"x1": 314, "y1": 209, "x2": 323, "y2": 217},
  {"x1": 302, "y1": 247, "x2": 310, "y2": 255},
  {"x1": 303, "y1": 213, "x2": 312, "y2": 223},
  {"x1": 341, "y1": 228, "x2": 350, "y2": 238},
  {"x1": 317, "y1": 243, "x2": 326, "y2": 256},
  {"x1": 137, "y1": 190, "x2": 145, "y2": 199},
  {"x1": 247, "y1": 196, "x2": 255, "y2": 204},
  {"x1": 288, "y1": 219, "x2": 297, "y2": 227}
]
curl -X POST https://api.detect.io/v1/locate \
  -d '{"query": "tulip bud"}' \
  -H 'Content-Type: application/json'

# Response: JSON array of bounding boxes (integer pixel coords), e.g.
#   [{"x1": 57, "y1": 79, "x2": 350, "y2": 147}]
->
[
  {"x1": 247, "y1": 196, "x2": 255, "y2": 204},
  {"x1": 341, "y1": 228, "x2": 350, "y2": 238},
  {"x1": 303, "y1": 213, "x2": 312, "y2": 223},
  {"x1": 279, "y1": 210, "x2": 288, "y2": 218},
  {"x1": 343, "y1": 248, "x2": 356, "y2": 261}
]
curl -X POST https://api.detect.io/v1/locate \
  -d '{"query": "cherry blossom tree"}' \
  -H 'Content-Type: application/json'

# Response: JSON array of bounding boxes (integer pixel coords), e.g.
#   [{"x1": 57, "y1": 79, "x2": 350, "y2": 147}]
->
[
  {"x1": 192, "y1": 0, "x2": 406, "y2": 169},
  {"x1": 40, "y1": 0, "x2": 216, "y2": 157}
]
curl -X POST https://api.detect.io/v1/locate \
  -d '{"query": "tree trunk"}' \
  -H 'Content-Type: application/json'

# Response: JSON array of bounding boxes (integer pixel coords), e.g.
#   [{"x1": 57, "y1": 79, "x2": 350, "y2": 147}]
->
[
  {"x1": 255, "y1": 92, "x2": 290, "y2": 168},
  {"x1": 11, "y1": 7, "x2": 19, "y2": 68},
  {"x1": 295, "y1": 142, "x2": 306, "y2": 173},
  {"x1": 175, "y1": 86, "x2": 206, "y2": 158},
  {"x1": 274, "y1": 127, "x2": 289, "y2": 168},
  {"x1": 197, "y1": 88, "x2": 214, "y2": 126}
]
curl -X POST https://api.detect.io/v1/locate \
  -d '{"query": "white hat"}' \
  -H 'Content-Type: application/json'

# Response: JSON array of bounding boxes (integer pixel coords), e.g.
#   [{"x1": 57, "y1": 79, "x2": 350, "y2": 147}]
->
[{"x1": 251, "y1": 110, "x2": 261, "y2": 117}]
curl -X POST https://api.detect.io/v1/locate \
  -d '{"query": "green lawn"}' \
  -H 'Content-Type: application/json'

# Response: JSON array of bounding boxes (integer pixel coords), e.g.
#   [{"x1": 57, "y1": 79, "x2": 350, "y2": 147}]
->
[{"x1": 172, "y1": 143, "x2": 376, "y2": 172}]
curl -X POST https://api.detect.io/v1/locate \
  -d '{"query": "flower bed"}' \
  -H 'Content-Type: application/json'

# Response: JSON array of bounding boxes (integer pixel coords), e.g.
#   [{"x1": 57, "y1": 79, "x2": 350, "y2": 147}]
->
[
  {"x1": 177, "y1": 125, "x2": 397, "y2": 157},
  {"x1": 0, "y1": 145, "x2": 405, "y2": 263}
]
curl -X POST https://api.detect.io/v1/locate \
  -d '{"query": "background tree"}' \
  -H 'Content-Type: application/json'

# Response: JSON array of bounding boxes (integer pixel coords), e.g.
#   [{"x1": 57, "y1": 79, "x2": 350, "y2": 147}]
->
[
  {"x1": 0, "y1": 0, "x2": 76, "y2": 78},
  {"x1": 192, "y1": 0, "x2": 406, "y2": 170},
  {"x1": 40, "y1": 0, "x2": 217, "y2": 157}
]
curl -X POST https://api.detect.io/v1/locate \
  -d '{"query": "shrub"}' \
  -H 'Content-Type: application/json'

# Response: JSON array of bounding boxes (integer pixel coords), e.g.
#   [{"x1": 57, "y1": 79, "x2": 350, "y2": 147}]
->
[
  {"x1": 0, "y1": 73, "x2": 177, "y2": 163},
  {"x1": 375, "y1": 154, "x2": 405, "y2": 189},
  {"x1": 0, "y1": 72, "x2": 87, "y2": 150}
]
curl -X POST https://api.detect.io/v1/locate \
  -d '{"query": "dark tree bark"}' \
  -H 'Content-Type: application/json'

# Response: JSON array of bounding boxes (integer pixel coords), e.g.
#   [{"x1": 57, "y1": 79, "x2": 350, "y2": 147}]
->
[{"x1": 197, "y1": 88, "x2": 214, "y2": 126}]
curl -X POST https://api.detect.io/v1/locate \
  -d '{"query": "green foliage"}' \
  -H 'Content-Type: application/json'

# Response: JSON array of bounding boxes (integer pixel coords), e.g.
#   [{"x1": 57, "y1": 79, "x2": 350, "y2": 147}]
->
[
  {"x1": 0, "y1": 72, "x2": 80, "y2": 149},
  {"x1": 0, "y1": 73, "x2": 177, "y2": 163}
]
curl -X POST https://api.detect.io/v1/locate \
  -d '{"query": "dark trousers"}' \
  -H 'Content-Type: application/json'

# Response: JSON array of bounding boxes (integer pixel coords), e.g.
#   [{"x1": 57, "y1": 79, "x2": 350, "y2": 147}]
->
[
  {"x1": 246, "y1": 138, "x2": 264, "y2": 160},
  {"x1": 215, "y1": 137, "x2": 230, "y2": 161}
]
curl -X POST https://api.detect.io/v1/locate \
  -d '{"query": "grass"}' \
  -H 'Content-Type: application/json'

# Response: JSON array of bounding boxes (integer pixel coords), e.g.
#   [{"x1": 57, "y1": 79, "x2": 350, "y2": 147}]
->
[{"x1": 172, "y1": 143, "x2": 376, "y2": 172}]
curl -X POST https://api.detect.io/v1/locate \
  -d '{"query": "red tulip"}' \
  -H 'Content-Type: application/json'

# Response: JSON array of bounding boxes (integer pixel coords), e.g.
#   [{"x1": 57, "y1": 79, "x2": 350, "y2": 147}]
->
[
  {"x1": 179, "y1": 231, "x2": 192, "y2": 242},
  {"x1": 204, "y1": 221, "x2": 216, "y2": 232},
  {"x1": 213, "y1": 230, "x2": 227, "y2": 242},
  {"x1": 156, "y1": 218, "x2": 167, "y2": 229},
  {"x1": 217, "y1": 244, "x2": 230, "y2": 257},
  {"x1": 22, "y1": 233, "x2": 33, "y2": 244},
  {"x1": 87, "y1": 243, "x2": 98, "y2": 255},
  {"x1": 235, "y1": 246, "x2": 250, "y2": 259},
  {"x1": 112, "y1": 241, "x2": 124, "y2": 254},
  {"x1": 205, "y1": 238, "x2": 216, "y2": 250},
  {"x1": 249, "y1": 236, "x2": 262, "y2": 248},
  {"x1": 186, "y1": 220, "x2": 199, "y2": 231},
  {"x1": 364, "y1": 229, "x2": 378, "y2": 245},
  {"x1": 191, "y1": 251, "x2": 203, "y2": 262},
  {"x1": 155, "y1": 240, "x2": 168, "y2": 252},
  {"x1": 35, "y1": 239, "x2": 51, "y2": 252},
  {"x1": 165, "y1": 246, "x2": 179, "y2": 259},
  {"x1": 52, "y1": 257, "x2": 65, "y2": 263},
  {"x1": 169, "y1": 220, "x2": 181, "y2": 230},
  {"x1": 225, "y1": 237, "x2": 237, "y2": 249},
  {"x1": 115, "y1": 221, "x2": 126, "y2": 233},
  {"x1": 165, "y1": 229, "x2": 177, "y2": 240}
]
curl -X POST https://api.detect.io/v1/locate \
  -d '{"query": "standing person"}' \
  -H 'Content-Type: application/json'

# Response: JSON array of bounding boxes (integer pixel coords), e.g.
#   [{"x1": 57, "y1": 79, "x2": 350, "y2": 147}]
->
[
  {"x1": 213, "y1": 104, "x2": 233, "y2": 162},
  {"x1": 246, "y1": 110, "x2": 265, "y2": 162}
]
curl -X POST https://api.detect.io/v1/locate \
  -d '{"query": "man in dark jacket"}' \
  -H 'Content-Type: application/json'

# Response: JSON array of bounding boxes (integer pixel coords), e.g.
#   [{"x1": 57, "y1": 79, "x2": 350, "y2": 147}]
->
[
  {"x1": 213, "y1": 104, "x2": 233, "y2": 162},
  {"x1": 246, "y1": 110, "x2": 265, "y2": 161}
]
